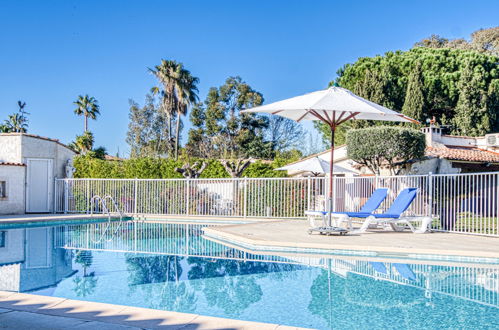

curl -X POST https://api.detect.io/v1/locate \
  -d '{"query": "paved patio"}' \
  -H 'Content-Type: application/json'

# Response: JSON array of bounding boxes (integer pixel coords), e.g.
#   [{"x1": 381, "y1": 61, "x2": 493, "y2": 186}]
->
[
  {"x1": 203, "y1": 220, "x2": 499, "y2": 261},
  {"x1": 0, "y1": 291, "x2": 306, "y2": 330}
]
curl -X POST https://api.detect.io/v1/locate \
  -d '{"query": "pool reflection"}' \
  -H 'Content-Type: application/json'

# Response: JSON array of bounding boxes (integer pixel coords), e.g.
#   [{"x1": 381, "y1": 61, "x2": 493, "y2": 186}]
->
[{"x1": 0, "y1": 221, "x2": 497, "y2": 329}]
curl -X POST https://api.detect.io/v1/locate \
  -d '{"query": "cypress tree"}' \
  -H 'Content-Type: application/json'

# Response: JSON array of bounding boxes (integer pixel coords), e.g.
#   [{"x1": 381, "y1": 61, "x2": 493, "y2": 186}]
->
[
  {"x1": 452, "y1": 61, "x2": 489, "y2": 136},
  {"x1": 402, "y1": 61, "x2": 425, "y2": 123}
]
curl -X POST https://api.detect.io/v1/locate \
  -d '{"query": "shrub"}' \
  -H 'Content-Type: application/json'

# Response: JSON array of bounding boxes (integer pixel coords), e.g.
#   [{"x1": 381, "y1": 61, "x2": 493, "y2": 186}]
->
[
  {"x1": 73, "y1": 156, "x2": 291, "y2": 179},
  {"x1": 346, "y1": 126, "x2": 425, "y2": 175}
]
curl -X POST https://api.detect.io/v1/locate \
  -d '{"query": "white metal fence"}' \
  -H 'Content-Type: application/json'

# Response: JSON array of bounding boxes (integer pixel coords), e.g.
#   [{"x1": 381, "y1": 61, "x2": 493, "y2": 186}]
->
[{"x1": 54, "y1": 171, "x2": 499, "y2": 236}]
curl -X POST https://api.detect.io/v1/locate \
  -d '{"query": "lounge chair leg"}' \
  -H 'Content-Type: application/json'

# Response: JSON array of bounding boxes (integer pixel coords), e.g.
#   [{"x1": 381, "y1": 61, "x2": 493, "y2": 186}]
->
[
  {"x1": 355, "y1": 216, "x2": 374, "y2": 234},
  {"x1": 389, "y1": 222, "x2": 406, "y2": 232},
  {"x1": 414, "y1": 217, "x2": 432, "y2": 234}
]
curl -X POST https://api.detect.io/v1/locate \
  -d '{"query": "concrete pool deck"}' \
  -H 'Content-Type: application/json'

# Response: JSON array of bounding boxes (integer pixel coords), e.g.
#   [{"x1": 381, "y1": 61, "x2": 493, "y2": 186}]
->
[
  {"x1": 203, "y1": 220, "x2": 499, "y2": 261},
  {"x1": 0, "y1": 291, "x2": 307, "y2": 330}
]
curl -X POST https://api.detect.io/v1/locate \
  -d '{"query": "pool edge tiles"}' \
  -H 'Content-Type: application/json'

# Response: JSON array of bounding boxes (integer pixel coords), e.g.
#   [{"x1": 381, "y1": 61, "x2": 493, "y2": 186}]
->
[
  {"x1": 203, "y1": 225, "x2": 499, "y2": 265},
  {"x1": 0, "y1": 291, "x2": 311, "y2": 330}
]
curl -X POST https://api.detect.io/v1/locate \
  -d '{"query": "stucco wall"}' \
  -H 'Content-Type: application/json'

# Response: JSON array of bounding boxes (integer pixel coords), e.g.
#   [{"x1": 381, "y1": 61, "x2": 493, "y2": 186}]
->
[
  {"x1": 0, "y1": 134, "x2": 76, "y2": 214},
  {"x1": 403, "y1": 158, "x2": 461, "y2": 175},
  {"x1": 0, "y1": 165, "x2": 25, "y2": 214},
  {"x1": 0, "y1": 135, "x2": 22, "y2": 163},
  {"x1": 21, "y1": 135, "x2": 75, "y2": 179}
]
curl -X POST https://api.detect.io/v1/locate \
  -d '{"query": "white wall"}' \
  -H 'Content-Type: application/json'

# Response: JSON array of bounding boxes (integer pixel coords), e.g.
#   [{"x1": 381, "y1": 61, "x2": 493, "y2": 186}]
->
[
  {"x1": 0, "y1": 165, "x2": 25, "y2": 214},
  {"x1": 0, "y1": 134, "x2": 76, "y2": 214},
  {"x1": 0, "y1": 135, "x2": 22, "y2": 163}
]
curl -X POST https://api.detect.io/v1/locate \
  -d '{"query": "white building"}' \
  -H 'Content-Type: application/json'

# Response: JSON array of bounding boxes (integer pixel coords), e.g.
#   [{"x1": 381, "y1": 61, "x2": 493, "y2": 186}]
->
[{"x1": 0, "y1": 133, "x2": 76, "y2": 214}]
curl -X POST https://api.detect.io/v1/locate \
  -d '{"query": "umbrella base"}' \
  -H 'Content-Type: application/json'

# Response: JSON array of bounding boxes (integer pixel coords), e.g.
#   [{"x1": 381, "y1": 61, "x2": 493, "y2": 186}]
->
[{"x1": 308, "y1": 226, "x2": 349, "y2": 236}]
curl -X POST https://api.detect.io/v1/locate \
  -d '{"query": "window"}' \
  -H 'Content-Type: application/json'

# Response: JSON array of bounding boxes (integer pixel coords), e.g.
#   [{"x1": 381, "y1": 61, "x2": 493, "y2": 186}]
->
[
  {"x1": 0, "y1": 181, "x2": 5, "y2": 199},
  {"x1": 0, "y1": 231, "x2": 5, "y2": 248}
]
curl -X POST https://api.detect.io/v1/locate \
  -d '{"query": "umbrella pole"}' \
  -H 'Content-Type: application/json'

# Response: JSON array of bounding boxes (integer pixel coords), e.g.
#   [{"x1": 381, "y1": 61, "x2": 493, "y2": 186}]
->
[{"x1": 328, "y1": 125, "x2": 335, "y2": 227}]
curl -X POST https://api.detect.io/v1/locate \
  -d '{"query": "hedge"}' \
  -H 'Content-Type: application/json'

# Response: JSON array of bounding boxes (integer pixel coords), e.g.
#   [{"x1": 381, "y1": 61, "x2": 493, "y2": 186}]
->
[{"x1": 73, "y1": 156, "x2": 289, "y2": 179}]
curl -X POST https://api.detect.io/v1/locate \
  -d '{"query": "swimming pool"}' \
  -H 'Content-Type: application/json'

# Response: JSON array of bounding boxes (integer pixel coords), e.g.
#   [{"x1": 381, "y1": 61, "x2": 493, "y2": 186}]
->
[{"x1": 0, "y1": 219, "x2": 497, "y2": 329}]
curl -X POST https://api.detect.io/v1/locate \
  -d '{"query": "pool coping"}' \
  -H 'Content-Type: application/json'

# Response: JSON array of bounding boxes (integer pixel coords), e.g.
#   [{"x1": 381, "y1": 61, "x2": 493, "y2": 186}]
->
[
  {"x1": 0, "y1": 291, "x2": 309, "y2": 329},
  {"x1": 202, "y1": 222, "x2": 499, "y2": 265}
]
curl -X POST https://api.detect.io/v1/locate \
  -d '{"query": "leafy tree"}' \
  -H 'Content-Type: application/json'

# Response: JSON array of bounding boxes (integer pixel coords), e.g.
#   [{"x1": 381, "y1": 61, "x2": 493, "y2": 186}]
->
[
  {"x1": 90, "y1": 146, "x2": 107, "y2": 160},
  {"x1": 346, "y1": 126, "x2": 425, "y2": 175},
  {"x1": 452, "y1": 61, "x2": 490, "y2": 136},
  {"x1": 149, "y1": 59, "x2": 199, "y2": 159},
  {"x1": 186, "y1": 76, "x2": 269, "y2": 177},
  {"x1": 126, "y1": 94, "x2": 171, "y2": 157},
  {"x1": 71, "y1": 131, "x2": 94, "y2": 153},
  {"x1": 402, "y1": 61, "x2": 425, "y2": 124},
  {"x1": 316, "y1": 47, "x2": 499, "y2": 145},
  {"x1": 1, "y1": 101, "x2": 29, "y2": 133},
  {"x1": 69, "y1": 131, "x2": 107, "y2": 159},
  {"x1": 415, "y1": 27, "x2": 499, "y2": 56},
  {"x1": 73, "y1": 94, "x2": 100, "y2": 133},
  {"x1": 265, "y1": 115, "x2": 304, "y2": 154}
]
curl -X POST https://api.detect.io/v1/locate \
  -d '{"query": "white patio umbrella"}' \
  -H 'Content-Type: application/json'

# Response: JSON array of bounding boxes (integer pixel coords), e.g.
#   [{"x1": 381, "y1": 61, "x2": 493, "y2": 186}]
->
[
  {"x1": 275, "y1": 156, "x2": 354, "y2": 176},
  {"x1": 243, "y1": 86, "x2": 418, "y2": 231}
]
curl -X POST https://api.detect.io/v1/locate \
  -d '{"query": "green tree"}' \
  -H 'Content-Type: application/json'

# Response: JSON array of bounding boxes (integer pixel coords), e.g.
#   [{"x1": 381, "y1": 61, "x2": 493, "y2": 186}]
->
[
  {"x1": 1, "y1": 101, "x2": 29, "y2": 133},
  {"x1": 174, "y1": 68, "x2": 199, "y2": 160},
  {"x1": 265, "y1": 115, "x2": 304, "y2": 154},
  {"x1": 186, "y1": 77, "x2": 268, "y2": 176},
  {"x1": 452, "y1": 61, "x2": 490, "y2": 136},
  {"x1": 316, "y1": 47, "x2": 499, "y2": 145},
  {"x1": 149, "y1": 59, "x2": 199, "y2": 159},
  {"x1": 402, "y1": 61, "x2": 425, "y2": 124},
  {"x1": 415, "y1": 27, "x2": 499, "y2": 56},
  {"x1": 126, "y1": 94, "x2": 170, "y2": 157},
  {"x1": 73, "y1": 94, "x2": 100, "y2": 133},
  {"x1": 346, "y1": 126, "x2": 425, "y2": 175}
]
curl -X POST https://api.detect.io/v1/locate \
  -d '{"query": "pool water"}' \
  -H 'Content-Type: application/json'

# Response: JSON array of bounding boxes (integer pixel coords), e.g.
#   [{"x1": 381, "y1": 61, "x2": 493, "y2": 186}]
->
[{"x1": 0, "y1": 220, "x2": 498, "y2": 329}]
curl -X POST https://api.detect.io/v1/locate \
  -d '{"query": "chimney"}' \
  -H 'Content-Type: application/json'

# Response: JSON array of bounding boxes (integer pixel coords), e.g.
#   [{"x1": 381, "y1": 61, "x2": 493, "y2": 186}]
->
[{"x1": 421, "y1": 126, "x2": 442, "y2": 147}]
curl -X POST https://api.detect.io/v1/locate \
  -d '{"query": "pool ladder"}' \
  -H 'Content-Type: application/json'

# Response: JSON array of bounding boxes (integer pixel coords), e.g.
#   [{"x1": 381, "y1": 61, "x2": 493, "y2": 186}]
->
[
  {"x1": 90, "y1": 195, "x2": 125, "y2": 220},
  {"x1": 89, "y1": 195, "x2": 127, "y2": 243}
]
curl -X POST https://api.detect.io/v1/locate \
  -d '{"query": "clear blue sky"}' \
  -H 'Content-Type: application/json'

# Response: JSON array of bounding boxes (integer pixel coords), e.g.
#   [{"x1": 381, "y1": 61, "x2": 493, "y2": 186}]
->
[{"x1": 1, "y1": 0, "x2": 498, "y2": 156}]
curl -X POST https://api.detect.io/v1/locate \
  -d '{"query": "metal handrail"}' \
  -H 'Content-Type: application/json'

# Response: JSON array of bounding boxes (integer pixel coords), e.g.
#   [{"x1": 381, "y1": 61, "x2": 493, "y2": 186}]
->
[{"x1": 88, "y1": 194, "x2": 126, "y2": 243}]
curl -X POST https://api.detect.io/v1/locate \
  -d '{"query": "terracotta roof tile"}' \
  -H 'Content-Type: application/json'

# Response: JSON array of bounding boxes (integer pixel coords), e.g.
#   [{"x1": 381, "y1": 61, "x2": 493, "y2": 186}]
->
[
  {"x1": 426, "y1": 146, "x2": 499, "y2": 163},
  {"x1": 0, "y1": 162, "x2": 25, "y2": 167}
]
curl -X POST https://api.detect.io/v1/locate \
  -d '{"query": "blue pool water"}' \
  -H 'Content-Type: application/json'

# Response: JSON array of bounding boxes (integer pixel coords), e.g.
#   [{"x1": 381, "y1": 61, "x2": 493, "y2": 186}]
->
[{"x1": 0, "y1": 219, "x2": 498, "y2": 329}]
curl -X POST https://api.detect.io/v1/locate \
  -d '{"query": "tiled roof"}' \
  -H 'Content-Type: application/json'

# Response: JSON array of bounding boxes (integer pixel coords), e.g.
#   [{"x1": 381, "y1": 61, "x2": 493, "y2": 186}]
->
[
  {"x1": 0, "y1": 162, "x2": 25, "y2": 167},
  {"x1": 426, "y1": 146, "x2": 499, "y2": 163}
]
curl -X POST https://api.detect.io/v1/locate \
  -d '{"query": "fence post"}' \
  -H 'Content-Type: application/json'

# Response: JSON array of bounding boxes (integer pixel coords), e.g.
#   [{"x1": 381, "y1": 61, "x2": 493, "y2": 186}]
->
[
  {"x1": 243, "y1": 177, "x2": 248, "y2": 219},
  {"x1": 307, "y1": 177, "x2": 311, "y2": 211},
  {"x1": 186, "y1": 178, "x2": 190, "y2": 216},
  {"x1": 53, "y1": 178, "x2": 58, "y2": 214},
  {"x1": 63, "y1": 179, "x2": 68, "y2": 214},
  {"x1": 134, "y1": 178, "x2": 138, "y2": 215},
  {"x1": 428, "y1": 172, "x2": 433, "y2": 219},
  {"x1": 86, "y1": 180, "x2": 90, "y2": 214}
]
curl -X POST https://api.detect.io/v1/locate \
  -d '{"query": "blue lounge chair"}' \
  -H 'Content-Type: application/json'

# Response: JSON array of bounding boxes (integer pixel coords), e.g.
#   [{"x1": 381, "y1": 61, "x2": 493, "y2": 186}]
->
[
  {"x1": 393, "y1": 263, "x2": 416, "y2": 281},
  {"x1": 305, "y1": 188, "x2": 389, "y2": 231},
  {"x1": 354, "y1": 188, "x2": 432, "y2": 234},
  {"x1": 369, "y1": 262, "x2": 388, "y2": 274}
]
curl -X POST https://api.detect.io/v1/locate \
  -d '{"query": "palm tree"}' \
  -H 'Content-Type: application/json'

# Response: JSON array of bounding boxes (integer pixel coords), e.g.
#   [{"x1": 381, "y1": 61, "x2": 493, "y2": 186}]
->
[
  {"x1": 4, "y1": 113, "x2": 28, "y2": 133},
  {"x1": 74, "y1": 95, "x2": 100, "y2": 133},
  {"x1": 72, "y1": 131, "x2": 94, "y2": 153},
  {"x1": 149, "y1": 60, "x2": 199, "y2": 159},
  {"x1": 149, "y1": 60, "x2": 180, "y2": 145},
  {"x1": 174, "y1": 67, "x2": 199, "y2": 159}
]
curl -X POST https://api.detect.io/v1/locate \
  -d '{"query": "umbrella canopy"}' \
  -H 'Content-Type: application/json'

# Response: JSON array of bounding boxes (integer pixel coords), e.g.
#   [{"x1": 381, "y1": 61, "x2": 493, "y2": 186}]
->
[
  {"x1": 243, "y1": 86, "x2": 418, "y2": 218},
  {"x1": 276, "y1": 156, "x2": 354, "y2": 176}
]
